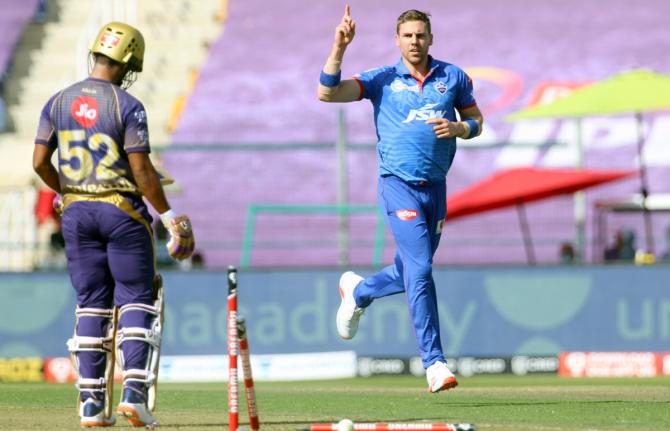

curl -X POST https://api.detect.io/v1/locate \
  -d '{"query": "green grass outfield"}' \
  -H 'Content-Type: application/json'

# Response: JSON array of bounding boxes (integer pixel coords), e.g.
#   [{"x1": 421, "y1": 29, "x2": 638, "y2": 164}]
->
[{"x1": 1, "y1": 375, "x2": 669, "y2": 430}]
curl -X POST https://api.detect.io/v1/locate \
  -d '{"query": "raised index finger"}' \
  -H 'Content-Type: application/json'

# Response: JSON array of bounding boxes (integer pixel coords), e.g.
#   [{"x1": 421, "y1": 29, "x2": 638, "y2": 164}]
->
[{"x1": 344, "y1": 4, "x2": 350, "y2": 17}]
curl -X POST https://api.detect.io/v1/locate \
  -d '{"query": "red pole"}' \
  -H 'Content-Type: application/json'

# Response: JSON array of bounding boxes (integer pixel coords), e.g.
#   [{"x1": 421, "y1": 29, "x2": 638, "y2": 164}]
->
[
  {"x1": 238, "y1": 318, "x2": 260, "y2": 430},
  {"x1": 227, "y1": 266, "x2": 239, "y2": 431}
]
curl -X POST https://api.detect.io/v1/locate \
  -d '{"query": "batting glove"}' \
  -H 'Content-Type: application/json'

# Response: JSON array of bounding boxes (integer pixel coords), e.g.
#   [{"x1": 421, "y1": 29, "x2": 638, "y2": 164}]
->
[{"x1": 160, "y1": 210, "x2": 195, "y2": 260}]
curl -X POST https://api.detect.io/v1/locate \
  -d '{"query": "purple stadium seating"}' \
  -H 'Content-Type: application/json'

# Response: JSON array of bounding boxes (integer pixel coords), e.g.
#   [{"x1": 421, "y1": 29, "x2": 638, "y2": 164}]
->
[
  {"x1": 167, "y1": 0, "x2": 670, "y2": 267},
  {"x1": 0, "y1": 1, "x2": 38, "y2": 77}
]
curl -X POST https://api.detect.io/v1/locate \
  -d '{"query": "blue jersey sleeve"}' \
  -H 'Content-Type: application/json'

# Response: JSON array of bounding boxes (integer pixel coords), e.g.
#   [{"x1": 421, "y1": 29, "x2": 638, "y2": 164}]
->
[
  {"x1": 34, "y1": 92, "x2": 60, "y2": 149},
  {"x1": 454, "y1": 69, "x2": 477, "y2": 110},
  {"x1": 354, "y1": 67, "x2": 390, "y2": 101}
]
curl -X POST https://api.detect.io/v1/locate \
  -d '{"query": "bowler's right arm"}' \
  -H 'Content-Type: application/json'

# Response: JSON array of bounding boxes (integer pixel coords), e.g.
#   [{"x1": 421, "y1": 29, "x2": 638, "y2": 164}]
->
[{"x1": 317, "y1": 4, "x2": 361, "y2": 103}]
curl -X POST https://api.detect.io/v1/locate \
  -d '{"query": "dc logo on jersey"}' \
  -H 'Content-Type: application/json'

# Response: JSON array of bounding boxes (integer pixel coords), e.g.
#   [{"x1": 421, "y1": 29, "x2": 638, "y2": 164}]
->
[
  {"x1": 396, "y1": 209, "x2": 418, "y2": 221},
  {"x1": 403, "y1": 103, "x2": 446, "y2": 123},
  {"x1": 71, "y1": 96, "x2": 99, "y2": 128},
  {"x1": 435, "y1": 82, "x2": 448, "y2": 94}
]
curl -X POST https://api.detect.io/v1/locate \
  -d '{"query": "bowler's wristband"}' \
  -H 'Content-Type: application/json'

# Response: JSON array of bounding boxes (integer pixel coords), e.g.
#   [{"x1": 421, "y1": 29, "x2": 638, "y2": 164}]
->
[
  {"x1": 464, "y1": 119, "x2": 480, "y2": 139},
  {"x1": 320, "y1": 70, "x2": 341, "y2": 87}
]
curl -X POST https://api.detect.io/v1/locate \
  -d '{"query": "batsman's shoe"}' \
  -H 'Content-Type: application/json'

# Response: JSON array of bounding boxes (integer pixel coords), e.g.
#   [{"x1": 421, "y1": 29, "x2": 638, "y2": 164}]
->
[
  {"x1": 426, "y1": 361, "x2": 458, "y2": 393},
  {"x1": 79, "y1": 397, "x2": 116, "y2": 428},
  {"x1": 117, "y1": 387, "x2": 158, "y2": 428},
  {"x1": 336, "y1": 271, "x2": 365, "y2": 339}
]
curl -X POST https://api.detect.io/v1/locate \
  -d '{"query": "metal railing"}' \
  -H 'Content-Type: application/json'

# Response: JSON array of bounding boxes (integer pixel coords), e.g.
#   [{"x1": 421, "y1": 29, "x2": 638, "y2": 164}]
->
[{"x1": 0, "y1": 187, "x2": 37, "y2": 271}]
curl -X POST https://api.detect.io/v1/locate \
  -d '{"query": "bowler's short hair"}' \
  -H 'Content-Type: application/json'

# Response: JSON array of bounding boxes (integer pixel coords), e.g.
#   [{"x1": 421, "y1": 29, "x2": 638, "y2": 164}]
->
[{"x1": 396, "y1": 10, "x2": 432, "y2": 34}]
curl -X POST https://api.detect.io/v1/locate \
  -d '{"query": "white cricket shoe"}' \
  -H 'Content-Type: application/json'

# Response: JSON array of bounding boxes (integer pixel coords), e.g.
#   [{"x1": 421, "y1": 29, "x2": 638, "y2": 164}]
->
[
  {"x1": 79, "y1": 397, "x2": 116, "y2": 428},
  {"x1": 117, "y1": 387, "x2": 158, "y2": 428},
  {"x1": 336, "y1": 271, "x2": 365, "y2": 339},
  {"x1": 426, "y1": 361, "x2": 458, "y2": 393}
]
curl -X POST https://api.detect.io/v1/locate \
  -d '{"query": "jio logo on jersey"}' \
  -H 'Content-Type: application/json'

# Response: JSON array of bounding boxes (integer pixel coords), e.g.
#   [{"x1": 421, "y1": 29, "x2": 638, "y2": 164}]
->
[{"x1": 71, "y1": 96, "x2": 99, "y2": 128}]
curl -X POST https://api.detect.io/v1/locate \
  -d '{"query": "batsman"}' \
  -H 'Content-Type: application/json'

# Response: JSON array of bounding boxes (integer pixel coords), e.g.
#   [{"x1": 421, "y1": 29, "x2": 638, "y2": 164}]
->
[{"x1": 32, "y1": 22, "x2": 195, "y2": 427}]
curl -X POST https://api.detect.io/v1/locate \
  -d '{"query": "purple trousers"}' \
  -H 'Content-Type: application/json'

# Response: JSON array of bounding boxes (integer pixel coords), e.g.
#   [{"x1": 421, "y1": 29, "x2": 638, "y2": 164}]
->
[{"x1": 62, "y1": 196, "x2": 155, "y2": 400}]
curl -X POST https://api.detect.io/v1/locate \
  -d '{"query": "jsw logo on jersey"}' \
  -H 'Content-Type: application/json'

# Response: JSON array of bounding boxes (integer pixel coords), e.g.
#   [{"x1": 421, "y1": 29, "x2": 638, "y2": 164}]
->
[
  {"x1": 402, "y1": 103, "x2": 446, "y2": 123},
  {"x1": 71, "y1": 96, "x2": 99, "y2": 128}
]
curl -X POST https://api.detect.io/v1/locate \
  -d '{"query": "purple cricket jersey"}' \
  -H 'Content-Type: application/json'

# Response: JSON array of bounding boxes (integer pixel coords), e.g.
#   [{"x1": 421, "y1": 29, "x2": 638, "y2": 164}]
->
[
  {"x1": 35, "y1": 77, "x2": 150, "y2": 195},
  {"x1": 35, "y1": 77, "x2": 156, "y2": 399}
]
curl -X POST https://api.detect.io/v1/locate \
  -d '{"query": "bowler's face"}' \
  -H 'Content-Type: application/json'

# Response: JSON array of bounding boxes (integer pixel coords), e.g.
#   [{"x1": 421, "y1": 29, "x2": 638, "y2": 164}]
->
[{"x1": 395, "y1": 20, "x2": 433, "y2": 66}]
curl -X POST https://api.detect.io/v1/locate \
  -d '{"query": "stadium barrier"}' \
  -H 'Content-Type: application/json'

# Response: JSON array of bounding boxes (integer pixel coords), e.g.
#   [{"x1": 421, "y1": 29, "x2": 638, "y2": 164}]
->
[{"x1": 1, "y1": 266, "x2": 669, "y2": 360}]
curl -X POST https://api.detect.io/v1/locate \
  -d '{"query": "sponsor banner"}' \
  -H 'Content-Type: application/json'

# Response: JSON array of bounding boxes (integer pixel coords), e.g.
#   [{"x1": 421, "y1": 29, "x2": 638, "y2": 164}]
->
[
  {"x1": 357, "y1": 357, "x2": 411, "y2": 377},
  {"x1": 0, "y1": 357, "x2": 43, "y2": 382},
  {"x1": 559, "y1": 352, "x2": 670, "y2": 377},
  {"x1": 43, "y1": 357, "x2": 76, "y2": 383},
  {"x1": 453, "y1": 356, "x2": 558, "y2": 377},
  {"x1": 251, "y1": 350, "x2": 357, "y2": 381},
  {"x1": 361, "y1": 356, "x2": 558, "y2": 378},
  {"x1": 450, "y1": 357, "x2": 508, "y2": 377},
  {"x1": 161, "y1": 351, "x2": 357, "y2": 382},
  {"x1": 4, "y1": 354, "x2": 564, "y2": 382},
  {"x1": 510, "y1": 355, "x2": 560, "y2": 376},
  {"x1": 3, "y1": 268, "x2": 670, "y2": 358},
  {"x1": 160, "y1": 355, "x2": 228, "y2": 382},
  {"x1": 43, "y1": 351, "x2": 357, "y2": 383},
  {"x1": 663, "y1": 353, "x2": 670, "y2": 376},
  {"x1": 44, "y1": 357, "x2": 123, "y2": 384}
]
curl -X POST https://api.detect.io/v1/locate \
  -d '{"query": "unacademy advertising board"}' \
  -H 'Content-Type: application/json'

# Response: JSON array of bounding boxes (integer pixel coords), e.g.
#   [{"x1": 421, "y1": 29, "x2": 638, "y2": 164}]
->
[{"x1": 0, "y1": 267, "x2": 668, "y2": 358}]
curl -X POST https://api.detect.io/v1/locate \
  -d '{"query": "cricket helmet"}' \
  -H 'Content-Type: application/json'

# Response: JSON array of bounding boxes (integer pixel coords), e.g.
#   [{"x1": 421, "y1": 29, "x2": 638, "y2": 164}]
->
[{"x1": 90, "y1": 22, "x2": 145, "y2": 72}]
